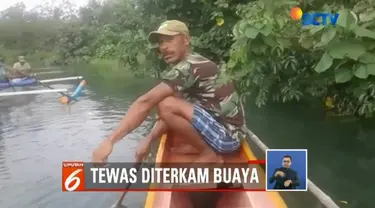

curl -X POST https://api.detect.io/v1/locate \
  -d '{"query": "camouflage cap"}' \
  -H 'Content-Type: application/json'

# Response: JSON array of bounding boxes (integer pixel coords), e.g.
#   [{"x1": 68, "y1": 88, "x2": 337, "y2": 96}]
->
[
  {"x1": 18, "y1": 56, "x2": 25, "y2": 61},
  {"x1": 148, "y1": 20, "x2": 190, "y2": 44}
]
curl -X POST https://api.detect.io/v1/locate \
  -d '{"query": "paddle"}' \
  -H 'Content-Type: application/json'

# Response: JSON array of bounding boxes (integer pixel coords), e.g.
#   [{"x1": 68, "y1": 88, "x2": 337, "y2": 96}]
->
[
  {"x1": 33, "y1": 67, "x2": 60, "y2": 71},
  {"x1": 110, "y1": 162, "x2": 143, "y2": 208},
  {"x1": 32, "y1": 70, "x2": 64, "y2": 75},
  {"x1": 25, "y1": 71, "x2": 67, "y2": 96},
  {"x1": 16, "y1": 69, "x2": 78, "y2": 103}
]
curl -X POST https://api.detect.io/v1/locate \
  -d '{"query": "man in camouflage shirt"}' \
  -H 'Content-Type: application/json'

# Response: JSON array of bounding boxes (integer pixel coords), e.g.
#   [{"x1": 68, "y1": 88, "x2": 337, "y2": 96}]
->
[{"x1": 92, "y1": 20, "x2": 246, "y2": 164}]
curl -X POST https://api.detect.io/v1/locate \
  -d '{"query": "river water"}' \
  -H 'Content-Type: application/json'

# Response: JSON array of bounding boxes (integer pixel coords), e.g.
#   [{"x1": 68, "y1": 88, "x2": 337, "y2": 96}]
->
[{"x1": 0, "y1": 69, "x2": 373, "y2": 208}]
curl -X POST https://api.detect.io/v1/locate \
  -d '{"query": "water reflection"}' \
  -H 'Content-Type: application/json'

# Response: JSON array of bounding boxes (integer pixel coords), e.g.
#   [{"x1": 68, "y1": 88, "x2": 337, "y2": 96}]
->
[
  {"x1": 245, "y1": 100, "x2": 374, "y2": 208},
  {"x1": 0, "y1": 92, "x2": 37, "y2": 108},
  {"x1": 0, "y1": 72, "x2": 156, "y2": 208},
  {"x1": 0, "y1": 105, "x2": 11, "y2": 182}
]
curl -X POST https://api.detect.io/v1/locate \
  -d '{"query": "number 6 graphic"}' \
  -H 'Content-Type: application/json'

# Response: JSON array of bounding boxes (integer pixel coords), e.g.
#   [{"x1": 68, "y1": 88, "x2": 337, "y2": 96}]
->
[{"x1": 64, "y1": 169, "x2": 83, "y2": 192}]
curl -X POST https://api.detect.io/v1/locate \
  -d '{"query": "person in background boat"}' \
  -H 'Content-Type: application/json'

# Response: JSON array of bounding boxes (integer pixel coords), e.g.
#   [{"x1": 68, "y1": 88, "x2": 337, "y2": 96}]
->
[
  {"x1": 12, "y1": 56, "x2": 32, "y2": 78},
  {"x1": 269, "y1": 155, "x2": 300, "y2": 189},
  {"x1": 92, "y1": 20, "x2": 247, "y2": 164},
  {"x1": 0, "y1": 57, "x2": 7, "y2": 81}
]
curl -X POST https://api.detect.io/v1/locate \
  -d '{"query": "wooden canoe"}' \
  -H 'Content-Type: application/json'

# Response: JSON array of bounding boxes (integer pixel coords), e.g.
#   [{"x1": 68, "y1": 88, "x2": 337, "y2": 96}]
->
[{"x1": 143, "y1": 131, "x2": 288, "y2": 208}]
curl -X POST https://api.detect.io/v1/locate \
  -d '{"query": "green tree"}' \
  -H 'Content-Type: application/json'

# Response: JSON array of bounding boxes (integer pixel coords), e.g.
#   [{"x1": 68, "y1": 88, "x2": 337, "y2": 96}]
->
[{"x1": 2, "y1": 0, "x2": 375, "y2": 117}]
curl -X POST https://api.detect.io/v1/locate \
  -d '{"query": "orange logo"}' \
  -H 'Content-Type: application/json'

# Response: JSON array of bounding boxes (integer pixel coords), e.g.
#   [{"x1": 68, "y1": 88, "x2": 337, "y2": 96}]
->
[
  {"x1": 62, "y1": 161, "x2": 85, "y2": 192},
  {"x1": 290, "y1": 6, "x2": 303, "y2": 20}
]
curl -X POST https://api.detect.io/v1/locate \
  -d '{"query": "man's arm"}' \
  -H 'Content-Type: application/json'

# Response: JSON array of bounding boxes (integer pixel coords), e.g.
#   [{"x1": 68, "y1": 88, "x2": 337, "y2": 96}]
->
[
  {"x1": 291, "y1": 170, "x2": 300, "y2": 187},
  {"x1": 106, "y1": 83, "x2": 174, "y2": 144},
  {"x1": 24, "y1": 63, "x2": 32, "y2": 73},
  {"x1": 143, "y1": 118, "x2": 167, "y2": 144},
  {"x1": 105, "y1": 61, "x2": 196, "y2": 144},
  {"x1": 269, "y1": 169, "x2": 278, "y2": 183},
  {"x1": 134, "y1": 118, "x2": 167, "y2": 162}
]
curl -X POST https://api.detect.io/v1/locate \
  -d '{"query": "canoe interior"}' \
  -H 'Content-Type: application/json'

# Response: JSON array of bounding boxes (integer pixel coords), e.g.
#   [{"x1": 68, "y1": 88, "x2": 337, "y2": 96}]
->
[{"x1": 143, "y1": 131, "x2": 287, "y2": 208}]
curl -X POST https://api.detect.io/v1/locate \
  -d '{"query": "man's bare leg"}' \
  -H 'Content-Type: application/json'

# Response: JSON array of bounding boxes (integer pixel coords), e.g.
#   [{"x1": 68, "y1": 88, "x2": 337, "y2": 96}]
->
[
  {"x1": 135, "y1": 119, "x2": 167, "y2": 162},
  {"x1": 143, "y1": 112, "x2": 198, "y2": 154},
  {"x1": 157, "y1": 95, "x2": 199, "y2": 154},
  {"x1": 157, "y1": 96, "x2": 223, "y2": 164},
  {"x1": 146, "y1": 118, "x2": 167, "y2": 141}
]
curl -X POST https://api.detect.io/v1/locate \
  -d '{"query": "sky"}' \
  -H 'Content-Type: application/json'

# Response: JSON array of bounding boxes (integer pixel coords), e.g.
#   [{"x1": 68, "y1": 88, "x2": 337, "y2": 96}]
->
[{"x1": 0, "y1": 0, "x2": 90, "y2": 11}]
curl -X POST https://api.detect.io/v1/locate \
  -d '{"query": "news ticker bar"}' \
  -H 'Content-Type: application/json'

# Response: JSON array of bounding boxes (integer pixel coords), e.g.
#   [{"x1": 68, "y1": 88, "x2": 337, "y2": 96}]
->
[{"x1": 62, "y1": 161, "x2": 266, "y2": 192}]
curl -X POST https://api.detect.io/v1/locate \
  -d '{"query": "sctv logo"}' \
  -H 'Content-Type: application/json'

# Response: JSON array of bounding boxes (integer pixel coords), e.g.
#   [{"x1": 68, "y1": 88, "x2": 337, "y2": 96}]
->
[{"x1": 290, "y1": 7, "x2": 339, "y2": 26}]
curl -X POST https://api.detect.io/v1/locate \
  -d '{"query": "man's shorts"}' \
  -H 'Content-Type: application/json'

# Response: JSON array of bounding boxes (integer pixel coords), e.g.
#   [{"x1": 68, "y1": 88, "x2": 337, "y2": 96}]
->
[{"x1": 191, "y1": 104, "x2": 240, "y2": 154}]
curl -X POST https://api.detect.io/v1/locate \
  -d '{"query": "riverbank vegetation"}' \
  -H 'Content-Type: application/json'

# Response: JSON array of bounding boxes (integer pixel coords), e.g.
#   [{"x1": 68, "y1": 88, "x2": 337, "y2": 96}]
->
[{"x1": 1, "y1": 0, "x2": 374, "y2": 117}]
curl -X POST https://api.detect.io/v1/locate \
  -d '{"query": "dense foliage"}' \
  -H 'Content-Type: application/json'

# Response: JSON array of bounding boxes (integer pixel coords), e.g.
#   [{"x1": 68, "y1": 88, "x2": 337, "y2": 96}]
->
[
  {"x1": 227, "y1": 0, "x2": 375, "y2": 117},
  {"x1": 1, "y1": 0, "x2": 375, "y2": 117}
]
